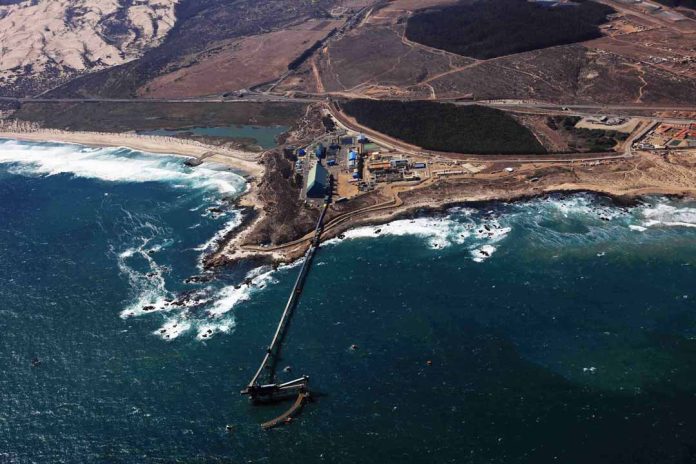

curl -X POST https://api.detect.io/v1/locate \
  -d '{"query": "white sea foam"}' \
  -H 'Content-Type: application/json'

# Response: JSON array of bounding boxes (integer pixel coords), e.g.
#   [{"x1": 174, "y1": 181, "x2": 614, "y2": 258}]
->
[
  {"x1": 154, "y1": 318, "x2": 192, "y2": 340},
  {"x1": 0, "y1": 139, "x2": 259, "y2": 342},
  {"x1": 206, "y1": 261, "x2": 302, "y2": 318},
  {"x1": 471, "y1": 245, "x2": 498, "y2": 263},
  {"x1": 530, "y1": 194, "x2": 630, "y2": 222},
  {"x1": 639, "y1": 203, "x2": 696, "y2": 229},
  {"x1": 194, "y1": 212, "x2": 243, "y2": 253},
  {"x1": 340, "y1": 217, "x2": 459, "y2": 248},
  {"x1": 0, "y1": 140, "x2": 246, "y2": 194},
  {"x1": 195, "y1": 320, "x2": 235, "y2": 341},
  {"x1": 148, "y1": 260, "x2": 303, "y2": 341},
  {"x1": 116, "y1": 229, "x2": 174, "y2": 319},
  {"x1": 335, "y1": 214, "x2": 510, "y2": 262}
]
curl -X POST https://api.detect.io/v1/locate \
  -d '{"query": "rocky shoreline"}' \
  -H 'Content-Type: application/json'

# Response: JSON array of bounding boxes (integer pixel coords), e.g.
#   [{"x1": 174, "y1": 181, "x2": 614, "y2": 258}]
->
[{"x1": 206, "y1": 183, "x2": 695, "y2": 271}]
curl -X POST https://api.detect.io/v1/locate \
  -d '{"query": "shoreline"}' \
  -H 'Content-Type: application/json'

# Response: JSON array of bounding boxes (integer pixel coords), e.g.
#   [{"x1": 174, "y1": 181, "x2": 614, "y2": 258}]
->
[
  {"x1": 0, "y1": 129, "x2": 268, "y2": 267},
  {"x1": 211, "y1": 184, "x2": 696, "y2": 268},
  {"x1": 1, "y1": 130, "x2": 694, "y2": 269},
  {"x1": 0, "y1": 128, "x2": 266, "y2": 179}
]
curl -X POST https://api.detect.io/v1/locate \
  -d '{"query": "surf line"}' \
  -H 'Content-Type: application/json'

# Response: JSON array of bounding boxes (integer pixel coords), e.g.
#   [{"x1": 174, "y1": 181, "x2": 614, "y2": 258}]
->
[{"x1": 241, "y1": 180, "x2": 333, "y2": 429}]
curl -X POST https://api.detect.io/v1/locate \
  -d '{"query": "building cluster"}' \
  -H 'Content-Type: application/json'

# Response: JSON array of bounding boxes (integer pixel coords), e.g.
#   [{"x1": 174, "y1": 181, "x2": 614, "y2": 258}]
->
[
  {"x1": 365, "y1": 153, "x2": 425, "y2": 184},
  {"x1": 292, "y1": 129, "x2": 429, "y2": 202},
  {"x1": 638, "y1": 122, "x2": 696, "y2": 150}
]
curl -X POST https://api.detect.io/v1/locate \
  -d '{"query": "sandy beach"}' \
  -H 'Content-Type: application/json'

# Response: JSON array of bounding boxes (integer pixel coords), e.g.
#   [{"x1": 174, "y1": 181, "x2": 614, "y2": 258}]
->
[{"x1": 0, "y1": 128, "x2": 265, "y2": 179}]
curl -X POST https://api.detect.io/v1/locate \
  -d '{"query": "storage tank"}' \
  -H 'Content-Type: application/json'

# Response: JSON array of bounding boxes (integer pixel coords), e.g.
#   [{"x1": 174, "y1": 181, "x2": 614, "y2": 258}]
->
[{"x1": 315, "y1": 144, "x2": 326, "y2": 159}]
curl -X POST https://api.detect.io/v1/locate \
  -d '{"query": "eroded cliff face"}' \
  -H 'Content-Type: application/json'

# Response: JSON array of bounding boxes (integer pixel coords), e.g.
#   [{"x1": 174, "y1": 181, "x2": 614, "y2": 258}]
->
[{"x1": 0, "y1": 0, "x2": 179, "y2": 94}]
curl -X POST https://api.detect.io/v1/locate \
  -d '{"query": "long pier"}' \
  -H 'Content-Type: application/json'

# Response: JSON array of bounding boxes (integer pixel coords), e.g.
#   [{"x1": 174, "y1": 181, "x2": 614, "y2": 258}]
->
[{"x1": 241, "y1": 190, "x2": 331, "y2": 424}]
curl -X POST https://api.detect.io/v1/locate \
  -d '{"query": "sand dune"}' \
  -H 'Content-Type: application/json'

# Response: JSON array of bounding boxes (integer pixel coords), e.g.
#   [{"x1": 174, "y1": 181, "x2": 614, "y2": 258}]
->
[{"x1": 0, "y1": 0, "x2": 178, "y2": 88}]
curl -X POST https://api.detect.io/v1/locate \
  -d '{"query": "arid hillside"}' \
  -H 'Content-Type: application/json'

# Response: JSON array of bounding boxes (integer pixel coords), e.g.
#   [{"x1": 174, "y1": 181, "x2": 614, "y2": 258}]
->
[
  {"x1": 0, "y1": 0, "x2": 179, "y2": 96},
  {"x1": 276, "y1": 0, "x2": 696, "y2": 105},
  {"x1": 47, "y1": 0, "x2": 368, "y2": 99}
]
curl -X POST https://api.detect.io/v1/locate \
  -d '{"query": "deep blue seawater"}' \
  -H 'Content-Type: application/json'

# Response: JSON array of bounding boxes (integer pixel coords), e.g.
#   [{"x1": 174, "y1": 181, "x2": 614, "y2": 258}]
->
[{"x1": 1, "y1": 139, "x2": 695, "y2": 463}]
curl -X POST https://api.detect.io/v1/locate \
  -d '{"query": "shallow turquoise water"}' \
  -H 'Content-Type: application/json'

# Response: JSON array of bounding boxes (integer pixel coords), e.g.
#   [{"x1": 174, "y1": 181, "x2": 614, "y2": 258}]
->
[
  {"x1": 0, "y1": 140, "x2": 695, "y2": 463},
  {"x1": 138, "y1": 125, "x2": 288, "y2": 149}
]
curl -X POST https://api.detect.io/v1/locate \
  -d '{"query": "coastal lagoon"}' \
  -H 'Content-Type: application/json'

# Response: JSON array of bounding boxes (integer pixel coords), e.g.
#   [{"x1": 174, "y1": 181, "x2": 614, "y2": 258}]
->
[{"x1": 1, "y1": 139, "x2": 695, "y2": 463}]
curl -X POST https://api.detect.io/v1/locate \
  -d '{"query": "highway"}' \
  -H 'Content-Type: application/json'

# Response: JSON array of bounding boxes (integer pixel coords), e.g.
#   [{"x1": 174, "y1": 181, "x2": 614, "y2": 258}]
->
[{"x1": 4, "y1": 91, "x2": 696, "y2": 121}]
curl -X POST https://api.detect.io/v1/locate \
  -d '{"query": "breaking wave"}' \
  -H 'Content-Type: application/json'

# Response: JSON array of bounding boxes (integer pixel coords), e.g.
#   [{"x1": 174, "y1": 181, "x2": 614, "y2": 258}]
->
[
  {"x1": 8, "y1": 138, "x2": 690, "y2": 344},
  {"x1": 149, "y1": 261, "x2": 303, "y2": 341},
  {"x1": 331, "y1": 211, "x2": 511, "y2": 263},
  {"x1": 327, "y1": 194, "x2": 696, "y2": 262},
  {"x1": 640, "y1": 203, "x2": 696, "y2": 229},
  {"x1": 0, "y1": 139, "x2": 245, "y2": 193}
]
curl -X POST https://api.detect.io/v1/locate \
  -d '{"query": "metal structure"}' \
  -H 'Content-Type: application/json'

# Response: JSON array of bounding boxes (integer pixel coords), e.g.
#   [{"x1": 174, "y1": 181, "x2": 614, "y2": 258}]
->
[{"x1": 242, "y1": 183, "x2": 332, "y2": 428}]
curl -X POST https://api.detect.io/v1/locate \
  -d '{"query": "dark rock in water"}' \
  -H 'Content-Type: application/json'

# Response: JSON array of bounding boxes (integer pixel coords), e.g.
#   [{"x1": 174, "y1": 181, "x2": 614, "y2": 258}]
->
[
  {"x1": 146, "y1": 272, "x2": 157, "y2": 278},
  {"x1": 480, "y1": 250, "x2": 490, "y2": 257},
  {"x1": 184, "y1": 275, "x2": 212, "y2": 284},
  {"x1": 143, "y1": 305, "x2": 156, "y2": 311},
  {"x1": 31, "y1": 357, "x2": 41, "y2": 368},
  {"x1": 374, "y1": 229, "x2": 381, "y2": 235},
  {"x1": 208, "y1": 207, "x2": 224, "y2": 214},
  {"x1": 338, "y1": 234, "x2": 346, "y2": 240},
  {"x1": 148, "y1": 250, "x2": 156, "y2": 255},
  {"x1": 244, "y1": 278, "x2": 253, "y2": 286},
  {"x1": 184, "y1": 158, "x2": 203, "y2": 167},
  {"x1": 611, "y1": 194, "x2": 641, "y2": 208}
]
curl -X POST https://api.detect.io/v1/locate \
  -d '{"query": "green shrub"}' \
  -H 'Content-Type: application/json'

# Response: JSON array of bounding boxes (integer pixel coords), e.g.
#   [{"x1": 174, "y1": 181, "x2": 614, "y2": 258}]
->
[{"x1": 341, "y1": 100, "x2": 547, "y2": 154}]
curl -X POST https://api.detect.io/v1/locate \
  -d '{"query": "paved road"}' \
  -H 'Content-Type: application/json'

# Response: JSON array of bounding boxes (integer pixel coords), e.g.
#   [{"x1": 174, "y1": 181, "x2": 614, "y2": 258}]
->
[
  {"x1": 4, "y1": 92, "x2": 695, "y2": 119},
  {"x1": 0, "y1": 93, "x2": 323, "y2": 105}
]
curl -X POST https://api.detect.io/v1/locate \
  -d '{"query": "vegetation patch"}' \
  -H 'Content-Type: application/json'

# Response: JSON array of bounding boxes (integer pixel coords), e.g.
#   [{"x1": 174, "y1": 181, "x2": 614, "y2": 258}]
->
[
  {"x1": 546, "y1": 116, "x2": 628, "y2": 152},
  {"x1": 341, "y1": 100, "x2": 547, "y2": 154},
  {"x1": 12, "y1": 101, "x2": 305, "y2": 132},
  {"x1": 405, "y1": 0, "x2": 614, "y2": 59},
  {"x1": 653, "y1": 0, "x2": 696, "y2": 9}
]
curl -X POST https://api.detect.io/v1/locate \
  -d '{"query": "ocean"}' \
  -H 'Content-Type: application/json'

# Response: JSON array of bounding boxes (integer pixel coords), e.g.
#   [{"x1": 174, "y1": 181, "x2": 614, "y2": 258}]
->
[{"x1": 0, "y1": 139, "x2": 695, "y2": 463}]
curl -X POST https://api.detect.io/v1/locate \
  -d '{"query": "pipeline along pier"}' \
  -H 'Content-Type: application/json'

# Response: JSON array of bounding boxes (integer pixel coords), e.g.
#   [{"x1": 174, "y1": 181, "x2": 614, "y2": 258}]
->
[{"x1": 241, "y1": 190, "x2": 332, "y2": 428}]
